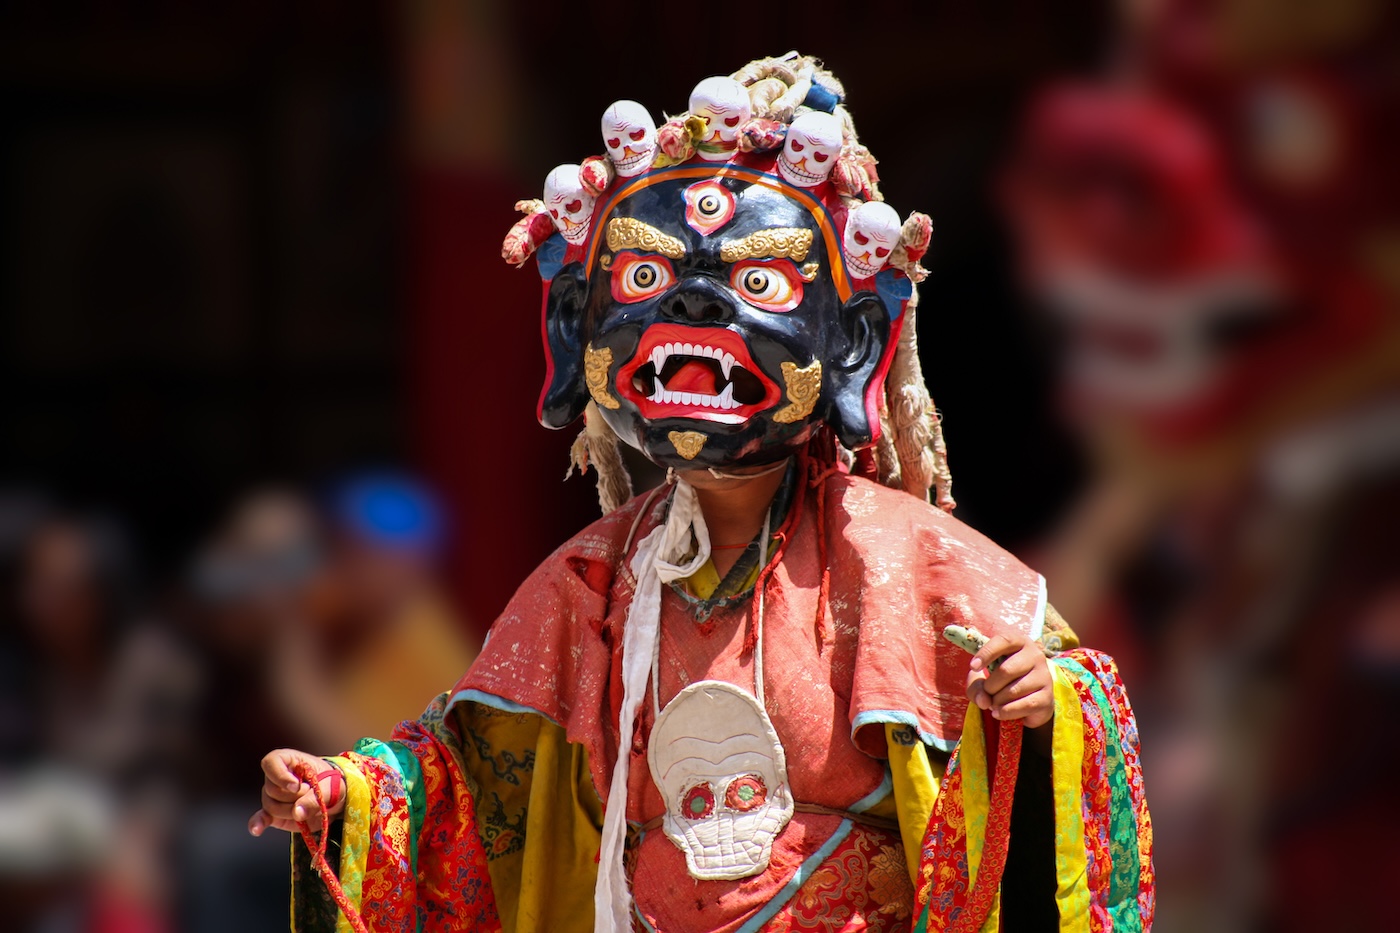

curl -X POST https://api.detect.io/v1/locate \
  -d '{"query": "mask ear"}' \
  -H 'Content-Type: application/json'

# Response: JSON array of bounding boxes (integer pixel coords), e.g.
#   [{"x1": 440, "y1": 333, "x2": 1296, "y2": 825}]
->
[
  {"x1": 823, "y1": 291, "x2": 891, "y2": 448},
  {"x1": 537, "y1": 262, "x2": 591, "y2": 429}
]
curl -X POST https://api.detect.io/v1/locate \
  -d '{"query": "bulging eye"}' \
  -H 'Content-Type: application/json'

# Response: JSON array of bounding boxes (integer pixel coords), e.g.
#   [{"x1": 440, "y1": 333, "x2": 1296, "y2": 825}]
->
[
  {"x1": 611, "y1": 252, "x2": 675, "y2": 303},
  {"x1": 629, "y1": 128, "x2": 647, "y2": 141},
  {"x1": 731, "y1": 260, "x2": 802, "y2": 312},
  {"x1": 698, "y1": 195, "x2": 720, "y2": 216}
]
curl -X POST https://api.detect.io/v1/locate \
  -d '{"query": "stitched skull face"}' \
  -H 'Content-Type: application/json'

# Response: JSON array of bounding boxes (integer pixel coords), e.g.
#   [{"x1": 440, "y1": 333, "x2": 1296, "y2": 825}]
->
[
  {"x1": 648, "y1": 680, "x2": 794, "y2": 881},
  {"x1": 843, "y1": 200, "x2": 901, "y2": 279},
  {"x1": 602, "y1": 100, "x2": 658, "y2": 178},
  {"x1": 689, "y1": 77, "x2": 752, "y2": 162},
  {"x1": 778, "y1": 111, "x2": 841, "y2": 188},
  {"x1": 544, "y1": 164, "x2": 596, "y2": 245}
]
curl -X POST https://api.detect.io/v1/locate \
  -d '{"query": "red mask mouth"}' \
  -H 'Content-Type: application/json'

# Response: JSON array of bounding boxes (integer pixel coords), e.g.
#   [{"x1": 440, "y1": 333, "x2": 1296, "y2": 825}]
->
[{"x1": 615, "y1": 323, "x2": 783, "y2": 425}]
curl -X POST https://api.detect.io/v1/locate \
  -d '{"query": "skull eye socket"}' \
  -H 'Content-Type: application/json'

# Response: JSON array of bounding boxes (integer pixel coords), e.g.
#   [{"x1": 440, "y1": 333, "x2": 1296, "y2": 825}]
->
[
  {"x1": 565, "y1": 199, "x2": 583, "y2": 215},
  {"x1": 730, "y1": 259, "x2": 803, "y2": 312},
  {"x1": 724, "y1": 774, "x2": 768, "y2": 812},
  {"x1": 813, "y1": 151, "x2": 830, "y2": 163},
  {"x1": 681, "y1": 782, "x2": 716, "y2": 821},
  {"x1": 724, "y1": 115, "x2": 741, "y2": 127},
  {"x1": 629, "y1": 128, "x2": 647, "y2": 141},
  {"x1": 790, "y1": 139, "x2": 805, "y2": 153},
  {"x1": 607, "y1": 137, "x2": 621, "y2": 149},
  {"x1": 853, "y1": 231, "x2": 869, "y2": 246},
  {"x1": 875, "y1": 246, "x2": 891, "y2": 258},
  {"x1": 610, "y1": 251, "x2": 676, "y2": 304}
]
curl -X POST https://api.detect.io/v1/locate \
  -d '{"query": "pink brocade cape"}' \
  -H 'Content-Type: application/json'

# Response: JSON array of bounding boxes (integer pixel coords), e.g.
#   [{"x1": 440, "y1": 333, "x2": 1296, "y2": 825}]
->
[{"x1": 450, "y1": 473, "x2": 1046, "y2": 931}]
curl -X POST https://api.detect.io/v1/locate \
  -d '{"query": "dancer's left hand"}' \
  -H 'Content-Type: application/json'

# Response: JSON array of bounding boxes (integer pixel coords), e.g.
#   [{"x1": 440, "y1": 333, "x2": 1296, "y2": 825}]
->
[{"x1": 964, "y1": 634, "x2": 1055, "y2": 731}]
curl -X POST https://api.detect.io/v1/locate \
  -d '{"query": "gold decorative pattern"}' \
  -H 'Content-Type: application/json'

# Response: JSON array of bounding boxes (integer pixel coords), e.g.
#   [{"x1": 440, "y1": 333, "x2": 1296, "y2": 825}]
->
[
  {"x1": 606, "y1": 218, "x2": 686, "y2": 259},
  {"x1": 599, "y1": 253, "x2": 613, "y2": 270},
  {"x1": 668, "y1": 431, "x2": 706, "y2": 460},
  {"x1": 719, "y1": 228, "x2": 814, "y2": 264},
  {"x1": 800, "y1": 261, "x2": 820, "y2": 281},
  {"x1": 773, "y1": 359, "x2": 822, "y2": 423},
  {"x1": 584, "y1": 345, "x2": 621, "y2": 409}
]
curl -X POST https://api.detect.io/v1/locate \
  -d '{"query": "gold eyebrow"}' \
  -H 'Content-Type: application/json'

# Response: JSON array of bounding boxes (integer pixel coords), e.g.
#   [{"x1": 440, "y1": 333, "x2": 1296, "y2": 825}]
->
[
  {"x1": 606, "y1": 218, "x2": 686, "y2": 259},
  {"x1": 719, "y1": 228, "x2": 814, "y2": 264}
]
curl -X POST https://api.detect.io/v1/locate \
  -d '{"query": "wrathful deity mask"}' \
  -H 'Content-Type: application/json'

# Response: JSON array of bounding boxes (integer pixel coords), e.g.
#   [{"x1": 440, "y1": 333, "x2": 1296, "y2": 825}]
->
[
  {"x1": 503, "y1": 54, "x2": 935, "y2": 477},
  {"x1": 537, "y1": 168, "x2": 893, "y2": 471}
]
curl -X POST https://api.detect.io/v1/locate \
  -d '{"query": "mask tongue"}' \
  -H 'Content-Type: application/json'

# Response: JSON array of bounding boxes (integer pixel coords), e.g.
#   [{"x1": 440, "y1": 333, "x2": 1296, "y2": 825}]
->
[{"x1": 665, "y1": 360, "x2": 719, "y2": 395}]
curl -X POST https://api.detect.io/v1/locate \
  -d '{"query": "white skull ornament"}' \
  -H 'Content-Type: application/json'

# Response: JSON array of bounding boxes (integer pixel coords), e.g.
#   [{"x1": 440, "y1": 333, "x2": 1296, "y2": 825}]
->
[
  {"x1": 778, "y1": 111, "x2": 842, "y2": 188},
  {"x1": 843, "y1": 200, "x2": 902, "y2": 278},
  {"x1": 648, "y1": 680, "x2": 794, "y2": 881},
  {"x1": 601, "y1": 100, "x2": 658, "y2": 178},
  {"x1": 543, "y1": 164, "x2": 596, "y2": 246},
  {"x1": 689, "y1": 77, "x2": 752, "y2": 162}
]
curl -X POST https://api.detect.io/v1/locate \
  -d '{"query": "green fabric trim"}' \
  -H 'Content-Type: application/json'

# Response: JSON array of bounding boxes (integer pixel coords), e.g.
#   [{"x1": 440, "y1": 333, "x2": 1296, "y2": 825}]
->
[
  {"x1": 1058, "y1": 658, "x2": 1142, "y2": 932},
  {"x1": 353, "y1": 736, "x2": 427, "y2": 928}
]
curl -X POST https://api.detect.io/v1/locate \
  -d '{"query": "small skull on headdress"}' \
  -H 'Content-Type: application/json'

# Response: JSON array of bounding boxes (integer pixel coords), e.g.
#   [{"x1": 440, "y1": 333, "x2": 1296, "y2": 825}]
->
[
  {"x1": 601, "y1": 100, "x2": 658, "y2": 178},
  {"x1": 543, "y1": 164, "x2": 597, "y2": 246}
]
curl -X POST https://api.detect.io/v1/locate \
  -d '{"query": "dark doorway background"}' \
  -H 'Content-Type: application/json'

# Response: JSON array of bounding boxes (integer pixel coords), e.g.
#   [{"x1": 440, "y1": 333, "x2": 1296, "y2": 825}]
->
[{"x1": 0, "y1": 1, "x2": 1103, "y2": 629}]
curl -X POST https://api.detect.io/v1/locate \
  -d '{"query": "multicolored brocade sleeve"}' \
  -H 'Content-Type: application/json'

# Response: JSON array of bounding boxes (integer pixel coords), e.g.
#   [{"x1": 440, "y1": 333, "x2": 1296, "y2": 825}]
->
[
  {"x1": 291, "y1": 692, "x2": 503, "y2": 933},
  {"x1": 912, "y1": 648, "x2": 1154, "y2": 933}
]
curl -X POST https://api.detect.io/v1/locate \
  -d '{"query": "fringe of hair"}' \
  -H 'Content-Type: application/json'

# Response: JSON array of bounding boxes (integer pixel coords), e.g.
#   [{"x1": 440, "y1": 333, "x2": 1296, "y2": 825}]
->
[{"x1": 567, "y1": 402, "x2": 635, "y2": 513}]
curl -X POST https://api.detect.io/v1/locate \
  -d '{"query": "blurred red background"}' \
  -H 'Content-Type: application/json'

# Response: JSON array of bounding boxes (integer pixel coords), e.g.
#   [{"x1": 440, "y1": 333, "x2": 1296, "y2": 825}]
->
[{"x1": 1, "y1": 2, "x2": 1395, "y2": 931}]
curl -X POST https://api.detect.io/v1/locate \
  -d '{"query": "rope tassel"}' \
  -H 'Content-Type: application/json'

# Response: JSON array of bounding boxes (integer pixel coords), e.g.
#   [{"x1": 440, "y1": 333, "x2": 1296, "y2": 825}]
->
[{"x1": 293, "y1": 761, "x2": 370, "y2": 933}]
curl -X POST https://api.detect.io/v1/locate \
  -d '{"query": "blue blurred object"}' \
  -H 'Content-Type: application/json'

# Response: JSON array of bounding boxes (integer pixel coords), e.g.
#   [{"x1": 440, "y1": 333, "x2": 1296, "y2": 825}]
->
[{"x1": 333, "y1": 473, "x2": 446, "y2": 555}]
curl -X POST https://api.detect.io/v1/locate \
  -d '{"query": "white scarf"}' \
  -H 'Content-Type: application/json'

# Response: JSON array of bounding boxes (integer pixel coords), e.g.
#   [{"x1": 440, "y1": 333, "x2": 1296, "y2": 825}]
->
[{"x1": 595, "y1": 479, "x2": 711, "y2": 932}]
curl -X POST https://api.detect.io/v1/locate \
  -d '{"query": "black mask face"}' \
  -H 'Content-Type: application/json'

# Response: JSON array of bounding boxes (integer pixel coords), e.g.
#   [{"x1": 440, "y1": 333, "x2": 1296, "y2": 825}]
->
[{"x1": 539, "y1": 168, "x2": 891, "y2": 472}]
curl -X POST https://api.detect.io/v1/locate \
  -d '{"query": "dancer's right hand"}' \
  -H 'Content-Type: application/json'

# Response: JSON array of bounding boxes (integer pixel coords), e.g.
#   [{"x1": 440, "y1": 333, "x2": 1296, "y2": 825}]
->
[{"x1": 248, "y1": 748, "x2": 346, "y2": 836}]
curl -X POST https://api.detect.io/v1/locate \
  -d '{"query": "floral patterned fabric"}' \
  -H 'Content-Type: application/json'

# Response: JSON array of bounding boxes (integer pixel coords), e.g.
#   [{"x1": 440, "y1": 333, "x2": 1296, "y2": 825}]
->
[
  {"x1": 289, "y1": 478, "x2": 1152, "y2": 932},
  {"x1": 912, "y1": 648, "x2": 1154, "y2": 933},
  {"x1": 291, "y1": 693, "x2": 503, "y2": 933}
]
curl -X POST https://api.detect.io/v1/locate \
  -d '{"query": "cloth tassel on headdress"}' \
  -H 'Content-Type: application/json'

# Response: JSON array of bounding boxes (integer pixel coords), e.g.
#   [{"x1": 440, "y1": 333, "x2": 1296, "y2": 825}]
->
[
  {"x1": 888, "y1": 212, "x2": 933, "y2": 283},
  {"x1": 833, "y1": 145, "x2": 880, "y2": 200},
  {"x1": 501, "y1": 200, "x2": 555, "y2": 267},
  {"x1": 655, "y1": 115, "x2": 704, "y2": 166},
  {"x1": 595, "y1": 479, "x2": 711, "y2": 933},
  {"x1": 739, "y1": 118, "x2": 788, "y2": 153},
  {"x1": 579, "y1": 156, "x2": 614, "y2": 197}
]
